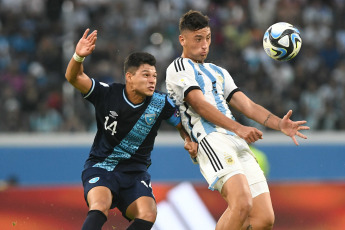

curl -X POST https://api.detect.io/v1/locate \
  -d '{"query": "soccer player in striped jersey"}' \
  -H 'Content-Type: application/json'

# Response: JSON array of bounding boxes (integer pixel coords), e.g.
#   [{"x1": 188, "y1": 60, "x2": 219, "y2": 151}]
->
[
  {"x1": 166, "y1": 11, "x2": 309, "y2": 230},
  {"x1": 65, "y1": 29, "x2": 197, "y2": 230}
]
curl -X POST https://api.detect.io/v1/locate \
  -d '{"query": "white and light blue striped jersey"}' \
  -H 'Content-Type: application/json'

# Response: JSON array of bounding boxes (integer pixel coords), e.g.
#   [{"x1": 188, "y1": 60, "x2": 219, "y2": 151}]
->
[{"x1": 166, "y1": 57, "x2": 240, "y2": 142}]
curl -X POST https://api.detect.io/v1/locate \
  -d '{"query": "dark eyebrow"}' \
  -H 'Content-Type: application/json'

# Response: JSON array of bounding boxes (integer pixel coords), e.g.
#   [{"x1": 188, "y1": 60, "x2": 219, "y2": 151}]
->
[
  {"x1": 141, "y1": 69, "x2": 157, "y2": 75},
  {"x1": 194, "y1": 33, "x2": 211, "y2": 38},
  {"x1": 141, "y1": 69, "x2": 151, "y2": 73}
]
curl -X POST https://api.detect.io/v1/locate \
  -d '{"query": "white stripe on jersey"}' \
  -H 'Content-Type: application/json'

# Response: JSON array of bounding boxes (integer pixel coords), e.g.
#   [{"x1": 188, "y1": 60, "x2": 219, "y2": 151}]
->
[
  {"x1": 83, "y1": 78, "x2": 96, "y2": 98},
  {"x1": 166, "y1": 58, "x2": 238, "y2": 142}
]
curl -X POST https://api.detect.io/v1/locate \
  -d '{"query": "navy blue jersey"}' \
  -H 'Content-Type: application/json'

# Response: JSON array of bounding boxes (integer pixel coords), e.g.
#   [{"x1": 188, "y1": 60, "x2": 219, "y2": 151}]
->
[{"x1": 83, "y1": 78, "x2": 180, "y2": 172}]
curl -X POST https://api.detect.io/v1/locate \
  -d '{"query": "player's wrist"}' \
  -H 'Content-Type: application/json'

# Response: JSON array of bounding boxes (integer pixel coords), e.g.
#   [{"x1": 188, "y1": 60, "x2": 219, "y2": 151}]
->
[
  {"x1": 278, "y1": 119, "x2": 282, "y2": 131},
  {"x1": 73, "y1": 52, "x2": 85, "y2": 63},
  {"x1": 184, "y1": 136, "x2": 191, "y2": 143},
  {"x1": 231, "y1": 122, "x2": 242, "y2": 134}
]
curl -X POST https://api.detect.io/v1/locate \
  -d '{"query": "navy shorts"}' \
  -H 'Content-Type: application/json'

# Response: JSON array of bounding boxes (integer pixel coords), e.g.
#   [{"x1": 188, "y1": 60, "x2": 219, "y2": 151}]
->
[{"x1": 82, "y1": 167, "x2": 155, "y2": 220}]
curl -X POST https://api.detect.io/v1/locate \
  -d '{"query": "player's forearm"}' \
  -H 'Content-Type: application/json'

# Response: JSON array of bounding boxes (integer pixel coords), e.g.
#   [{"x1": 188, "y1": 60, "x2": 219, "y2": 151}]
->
[
  {"x1": 176, "y1": 123, "x2": 191, "y2": 142},
  {"x1": 262, "y1": 113, "x2": 281, "y2": 131},
  {"x1": 192, "y1": 100, "x2": 242, "y2": 133},
  {"x1": 65, "y1": 57, "x2": 84, "y2": 83},
  {"x1": 248, "y1": 103, "x2": 281, "y2": 131}
]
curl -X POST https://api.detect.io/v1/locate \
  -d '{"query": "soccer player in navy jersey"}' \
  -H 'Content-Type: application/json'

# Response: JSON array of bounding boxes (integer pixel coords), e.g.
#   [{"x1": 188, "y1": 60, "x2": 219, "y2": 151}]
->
[
  {"x1": 166, "y1": 11, "x2": 310, "y2": 230},
  {"x1": 65, "y1": 29, "x2": 197, "y2": 230}
]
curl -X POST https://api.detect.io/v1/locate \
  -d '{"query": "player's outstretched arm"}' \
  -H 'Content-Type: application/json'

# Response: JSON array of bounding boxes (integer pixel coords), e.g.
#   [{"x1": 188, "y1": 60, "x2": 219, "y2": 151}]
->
[
  {"x1": 65, "y1": 28, "x2": 97, "y2": 94},
  {"x1": 230, "y1": 92, "x2": 309, "y2": 145},
  {"x1": 279, "y1": 110, "x2": 309, "y2": 146}
]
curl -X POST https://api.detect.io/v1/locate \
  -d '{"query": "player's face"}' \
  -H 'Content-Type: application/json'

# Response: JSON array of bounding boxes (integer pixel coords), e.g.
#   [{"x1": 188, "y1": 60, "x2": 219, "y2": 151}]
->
[
  {"x1": 179, "y1": 27, "x2": 211, "y2": 63},
  {"x1": 128, "y1": 64, "x2": 157, "y2": 97}
]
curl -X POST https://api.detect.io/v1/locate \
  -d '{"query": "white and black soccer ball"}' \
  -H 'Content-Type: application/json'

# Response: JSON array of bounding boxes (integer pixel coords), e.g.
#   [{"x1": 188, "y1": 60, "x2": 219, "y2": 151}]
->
[{"x1": 263, "y1": 22, "x2": 302, "y2": 61}]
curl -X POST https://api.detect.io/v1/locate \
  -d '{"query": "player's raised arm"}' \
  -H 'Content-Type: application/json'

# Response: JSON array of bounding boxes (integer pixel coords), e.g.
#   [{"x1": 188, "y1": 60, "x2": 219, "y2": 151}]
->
[{"x1": 65, "y1": 28, "x2": 97, "y2": 94}]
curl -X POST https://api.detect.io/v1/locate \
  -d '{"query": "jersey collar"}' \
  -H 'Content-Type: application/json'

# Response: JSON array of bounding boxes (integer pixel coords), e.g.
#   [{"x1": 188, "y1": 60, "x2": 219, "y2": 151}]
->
[{"x1": 123, "y1": 89, "x2": 145, "y2": 108}]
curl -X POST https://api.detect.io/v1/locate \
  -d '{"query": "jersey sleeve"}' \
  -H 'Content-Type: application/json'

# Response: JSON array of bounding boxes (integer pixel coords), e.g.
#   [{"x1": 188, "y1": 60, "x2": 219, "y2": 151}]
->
[
  {"x1": 82, "y1": 78, "x2": 110, "y2": 106},
  {"x1": 222, "y1": 68, "x2": 240, "y2": 103},
  {"x1": 163, "y1": 94, "x2": 181, "y2": 127},
  {"x1": 166, "y1": 58, "x2": 201, "y2": 106}
]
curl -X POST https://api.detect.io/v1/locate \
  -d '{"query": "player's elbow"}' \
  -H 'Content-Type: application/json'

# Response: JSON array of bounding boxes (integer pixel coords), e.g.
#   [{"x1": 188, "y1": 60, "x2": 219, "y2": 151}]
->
[
  {"x1": 65, "y1": 69, "x2": 73, "y2": 82},
  {"x1": 65, "y1": 72, "x2": 79, "y2": 85},
  {"x1": 65, "y1": 73, "x2": 72, "y2": 82}
]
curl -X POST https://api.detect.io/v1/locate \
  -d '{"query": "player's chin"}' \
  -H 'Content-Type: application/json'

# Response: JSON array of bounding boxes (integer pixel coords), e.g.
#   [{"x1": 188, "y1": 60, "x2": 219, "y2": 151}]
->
[
  {"x1": 146, "y1": 90, "x2": 155, "y2": 96},
  {"x1": 198, "y1": 54, "x2": 207, "y2": 62}
]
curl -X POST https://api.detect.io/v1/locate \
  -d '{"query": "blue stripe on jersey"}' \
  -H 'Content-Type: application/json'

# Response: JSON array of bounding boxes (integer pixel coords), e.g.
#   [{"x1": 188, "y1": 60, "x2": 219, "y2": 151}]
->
[
  {"x1": 200, "y1": 116, "x2": 217, "y2": 134},
  {"x1": 208, "y1": 65, "x2": 236, "y2": 135},
  {"x1": 166, "y1": 109, "x2": 180, "y2": 127},
  {"x1": 209, "y1": 64, "x2": 225, "y2": 90},
  {"x1": 199, "y1": 64, "x2": 236, "y2": 136},
  {"x1": 165, "y1": 96, "x2": 181, "y2": 126},
  {"x1": 199, "y1": 64, "x2": 227, "y2": 114},
  {"x1": 188, "y1": 59, "x2": 205, "y2": 94},
  {"x1": 166, "y1": 95, "x2": 175, "y2": 107},
  {"x1": 93, "y1": 92, "x2": 166, "y2": 171}
]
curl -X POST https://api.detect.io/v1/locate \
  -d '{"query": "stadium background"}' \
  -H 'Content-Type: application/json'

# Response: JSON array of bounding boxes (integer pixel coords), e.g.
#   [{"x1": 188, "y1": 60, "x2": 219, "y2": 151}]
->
[{"x1": 1, "y1": 0, "x2": 345, "y2": 229}]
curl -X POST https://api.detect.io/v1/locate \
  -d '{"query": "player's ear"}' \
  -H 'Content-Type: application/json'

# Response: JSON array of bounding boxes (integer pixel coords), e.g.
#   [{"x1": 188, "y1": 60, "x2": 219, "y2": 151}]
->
[
  {"x1": 125, "y1": 72, "x2": 132, "y2": 82},
  {"x1": 179, "y1": 34, "x2": 185, "y2": 46}
]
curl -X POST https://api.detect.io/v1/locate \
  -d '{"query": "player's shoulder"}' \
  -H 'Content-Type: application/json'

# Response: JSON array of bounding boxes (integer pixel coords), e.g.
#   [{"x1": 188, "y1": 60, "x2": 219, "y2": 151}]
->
[
  {"x1": 206, "y1": 62, "x2": 225, "y2": 72},
  {"x1": 97, "y1": 80, "x2": 125, "y2": 96},
  {"x1": 206, "y1": 62, "x2": 229, "y2": 77},
  {"x1": 152, "y1": 90, "x2": 168, "y2": 99},
  {"x1": 167, "y1": 57, "x2": 194, "y2": 73},
  {"x1": 101, "y1": 81, "x2": 125, "y2": 93},
  {"x1": 110, "y1": 82, "x2": 125, "y2": 89},
  {"x1": 151, "y1": 91, "x2": 176, "y2": 107},
  {"x1": 153, "y1": 90, "x2": 177, "y2": 108},
  {"x1": 93, "y1": 78, "x2": 124, "y2": 88}
]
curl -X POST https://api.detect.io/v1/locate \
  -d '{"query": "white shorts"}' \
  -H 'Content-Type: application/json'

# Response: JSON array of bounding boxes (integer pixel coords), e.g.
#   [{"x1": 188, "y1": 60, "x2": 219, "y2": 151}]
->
[{"x1": 197, "y1": 132, "x2": 269, "y2": 197}]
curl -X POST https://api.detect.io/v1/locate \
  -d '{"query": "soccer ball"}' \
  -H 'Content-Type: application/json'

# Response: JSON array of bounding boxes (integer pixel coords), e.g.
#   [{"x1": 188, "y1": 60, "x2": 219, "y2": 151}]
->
[{"x1": 263, "y1": 22, "x2": 302, "y2": 61}]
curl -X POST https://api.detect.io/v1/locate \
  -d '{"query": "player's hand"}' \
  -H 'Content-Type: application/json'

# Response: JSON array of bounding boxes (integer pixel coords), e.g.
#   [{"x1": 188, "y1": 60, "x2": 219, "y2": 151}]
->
[
  {"x1": 279, "y1": 110, "x2": 309, "y2": 146},
  {"x1": 184, "y1": 139, "x2": 198, "y2": 158},
  {"x1": 75, "y1": 28, "x2": 97, "y2": 57},
  {"x1": 236, "y1": 125, "x2": 263, "y2": 144}
]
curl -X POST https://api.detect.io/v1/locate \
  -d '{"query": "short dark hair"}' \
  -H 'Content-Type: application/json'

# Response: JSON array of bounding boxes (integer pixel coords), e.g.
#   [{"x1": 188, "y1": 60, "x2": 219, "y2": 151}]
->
[
  {"x1": 124, "y1": 52, "x2": 156, "y2": 74},
  {"x1": 179, "y1": 10, "x2": 210, "y2": 33}
]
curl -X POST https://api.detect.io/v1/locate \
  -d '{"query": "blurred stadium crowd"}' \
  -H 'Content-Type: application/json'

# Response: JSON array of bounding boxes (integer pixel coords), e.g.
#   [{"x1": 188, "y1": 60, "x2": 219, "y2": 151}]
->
[{"x1": 0, "y1": 0, "x2": 345, "y2": 132}]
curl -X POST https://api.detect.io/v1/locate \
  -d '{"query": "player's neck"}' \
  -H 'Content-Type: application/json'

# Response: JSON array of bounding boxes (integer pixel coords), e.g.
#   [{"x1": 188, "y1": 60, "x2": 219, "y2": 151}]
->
[
  {"x1": 124, "y1": 87, "x2": 145, "y2": 105},
  {"x1": 181, "y1": 53, "x2": 204, "y2": 64}
]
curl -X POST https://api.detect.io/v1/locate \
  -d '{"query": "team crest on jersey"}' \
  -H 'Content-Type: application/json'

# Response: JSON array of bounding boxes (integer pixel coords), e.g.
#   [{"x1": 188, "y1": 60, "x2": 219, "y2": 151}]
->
[
  {"x1": 179, "y1": 78, "x2": 186, "y2": 86},
  {"x1": 217, "y1": 74, "x2": 223, "y2": 83},
  {"x1": 225, "y1": 156, "x2": 234, "y2": 165},
  {"x1": 145, "y1": 114, "x2": 156, "y2": 125}
]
